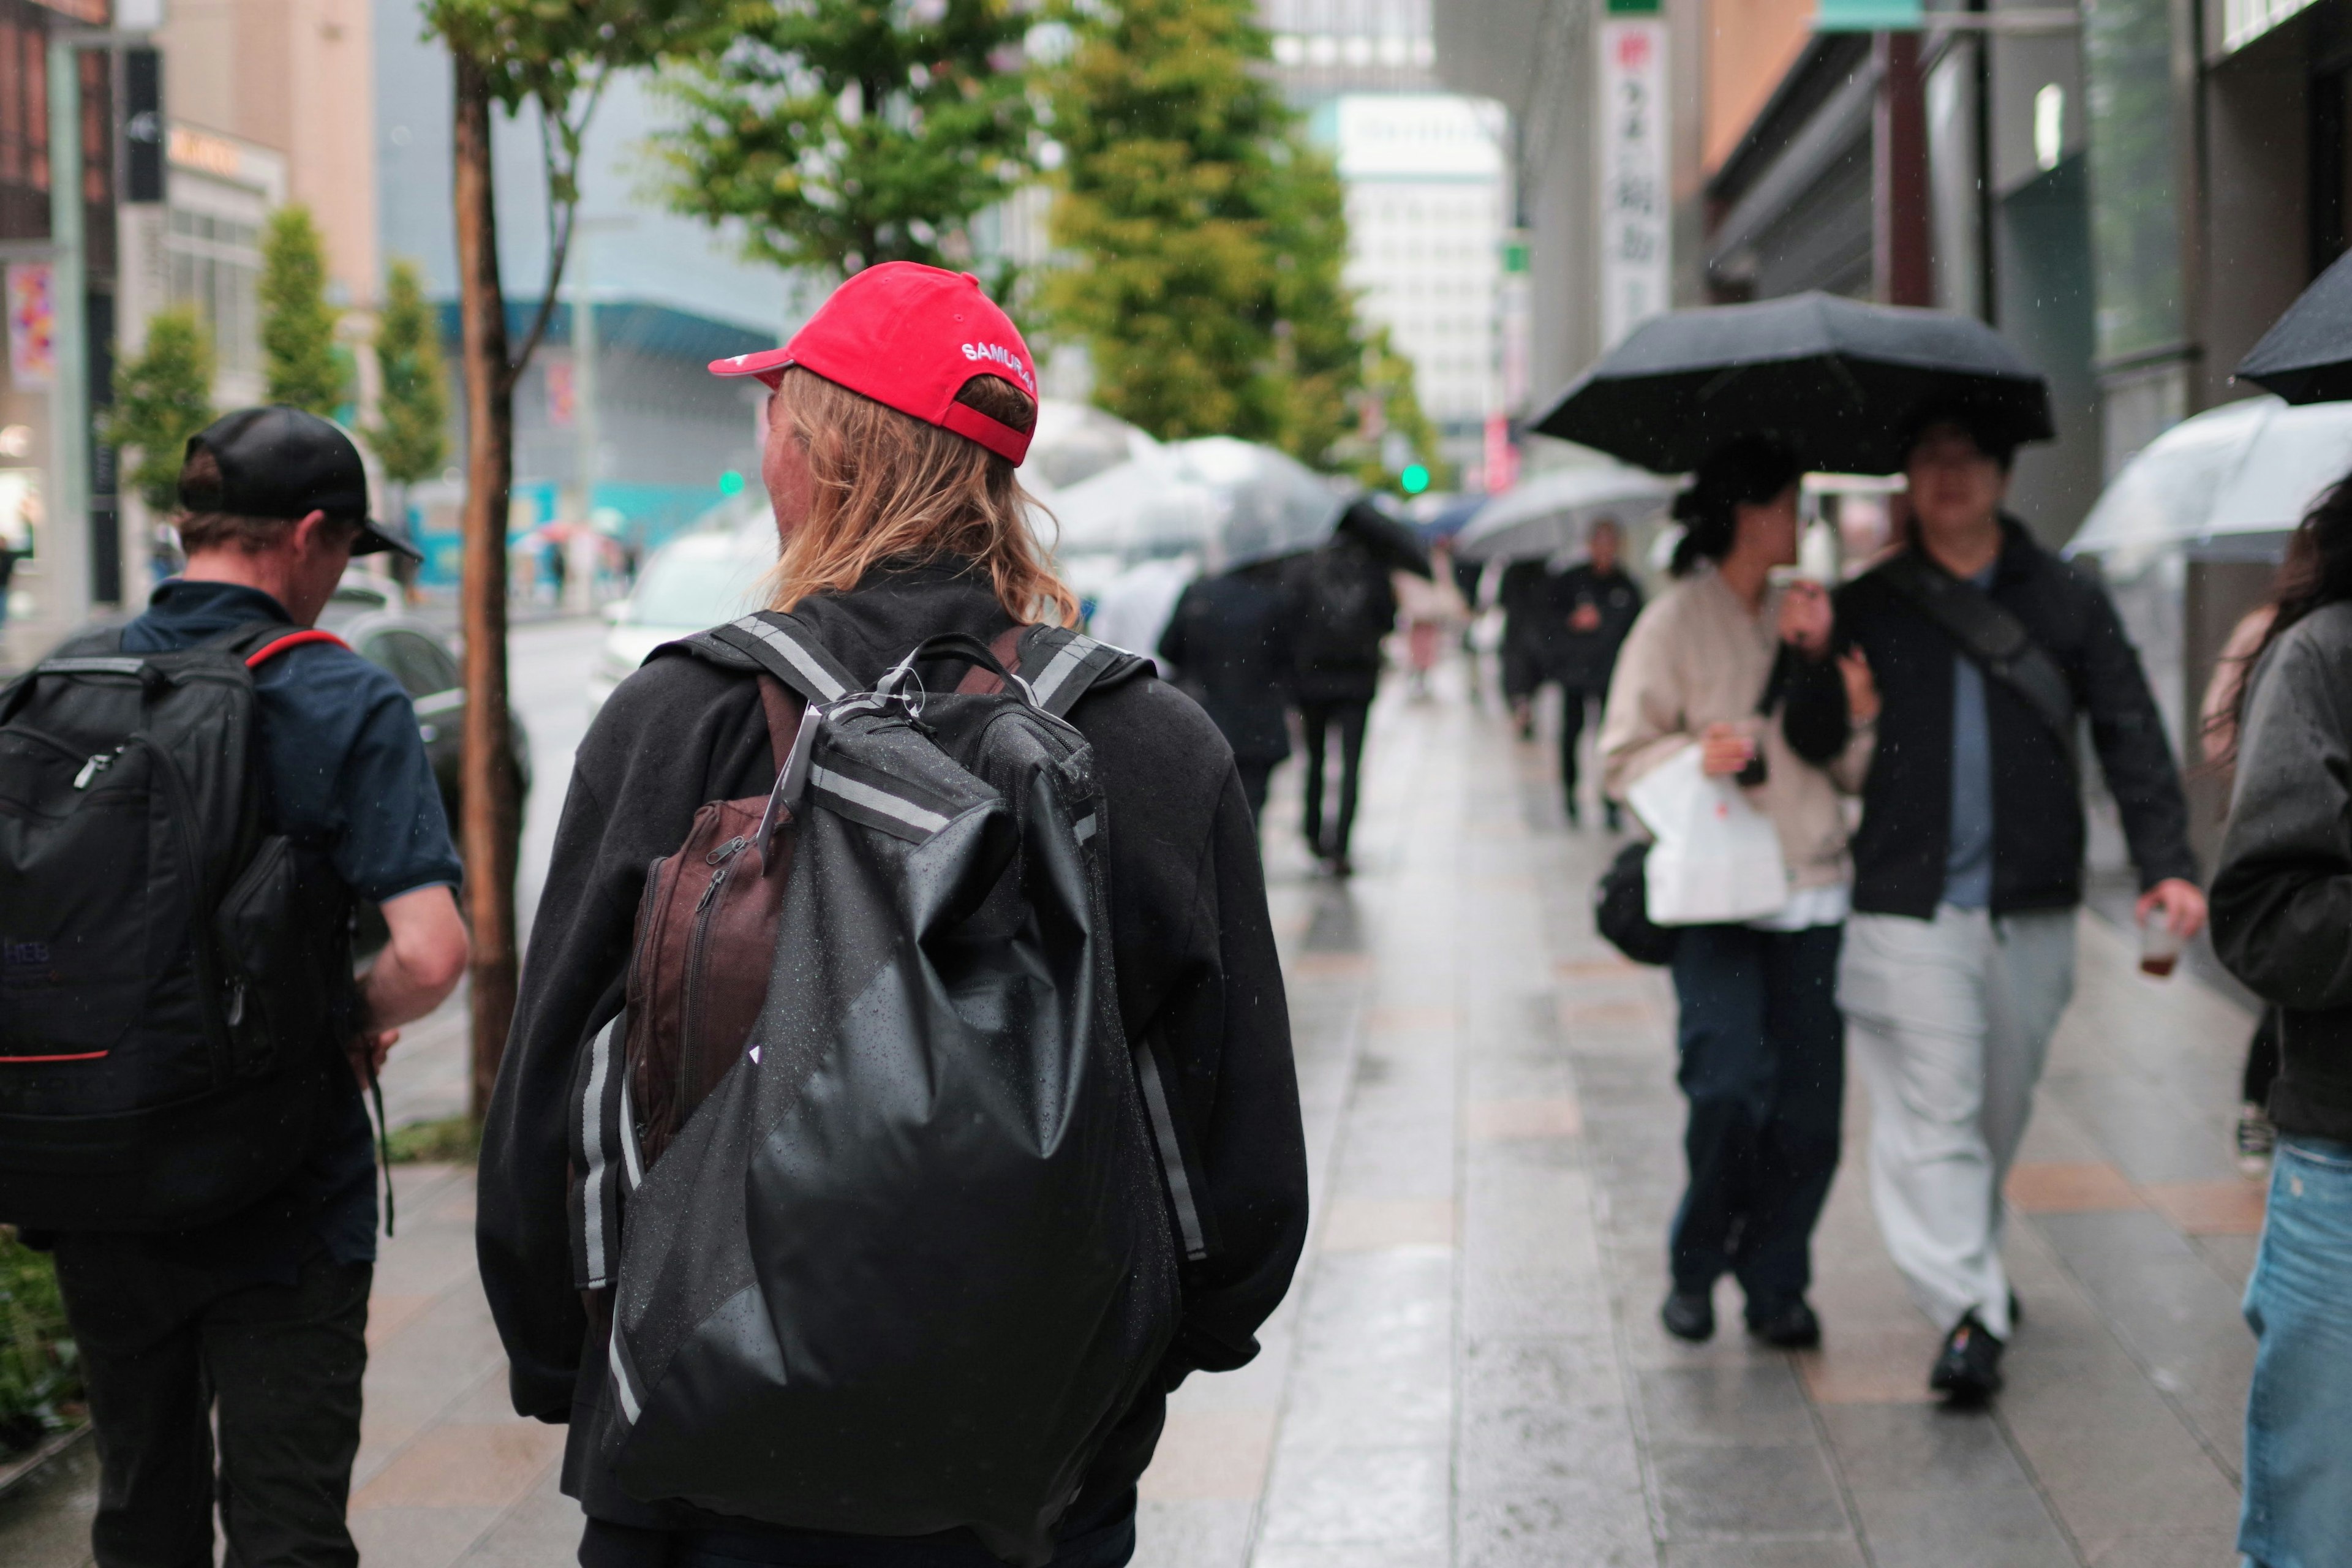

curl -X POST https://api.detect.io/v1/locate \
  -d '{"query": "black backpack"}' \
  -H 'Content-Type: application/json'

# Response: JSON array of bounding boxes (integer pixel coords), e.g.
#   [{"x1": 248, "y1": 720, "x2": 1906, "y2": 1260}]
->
[
  {"x1": 0, "y1": 624, "x2": 357, "y2": 1231},
  {"x1": 569, "y1": 613, "x2": 1191, "y2": 1567}
]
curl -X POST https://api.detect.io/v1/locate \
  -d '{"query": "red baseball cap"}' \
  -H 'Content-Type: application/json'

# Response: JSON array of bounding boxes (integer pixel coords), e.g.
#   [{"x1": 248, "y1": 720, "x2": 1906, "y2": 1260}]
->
[{"x1": 707, "y1": 262, "x2": 1038, "y2": 466}]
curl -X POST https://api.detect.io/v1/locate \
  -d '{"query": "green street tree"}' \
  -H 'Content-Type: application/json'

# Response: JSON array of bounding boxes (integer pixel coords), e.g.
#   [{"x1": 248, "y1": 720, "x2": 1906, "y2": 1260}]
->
[
  {"x1": 1039, "y1": 0, "x2": 1369, "y2": 467},
  {"x1": 369, "y1": 258, "x2": 450, "y2": 499},
  {"x1": 425, "y1": 0, "x2": 728, "y2": 1117},
  {"x1": 103, "y1": 307, "x2": 216, "y2": 513},
  {"x1": 655, "y1": 0, "x2": 1038, "y2": 280},
  {"x1": 260, "y1": 205, "x2": 349, "y2": 415}
]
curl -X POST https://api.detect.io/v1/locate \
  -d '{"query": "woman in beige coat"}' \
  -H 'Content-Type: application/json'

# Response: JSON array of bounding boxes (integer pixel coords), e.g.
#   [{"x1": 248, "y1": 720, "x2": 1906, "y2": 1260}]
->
[{"x1": 1600, "y1": 438, "x2": 1875, "y2": 1348}]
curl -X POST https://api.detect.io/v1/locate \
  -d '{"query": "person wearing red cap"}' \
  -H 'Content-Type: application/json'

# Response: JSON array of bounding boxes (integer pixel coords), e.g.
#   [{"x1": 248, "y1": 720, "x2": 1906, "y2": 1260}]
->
[{"x1": 477, "y1": 263, "x2": 1308, "y2": 1568}]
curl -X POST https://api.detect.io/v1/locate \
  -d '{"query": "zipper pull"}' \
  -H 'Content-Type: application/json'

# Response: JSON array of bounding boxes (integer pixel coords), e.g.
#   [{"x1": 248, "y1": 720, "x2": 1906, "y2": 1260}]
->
[
  {"x1": 694, "y1": 866, "x2": 729, "y2": 914},
  {"x1": 705, "y1": 835, "x2": 747, "y2": 867},
  {"x1": 73, "y1": 745, "x2": 125, "y2": 789}
]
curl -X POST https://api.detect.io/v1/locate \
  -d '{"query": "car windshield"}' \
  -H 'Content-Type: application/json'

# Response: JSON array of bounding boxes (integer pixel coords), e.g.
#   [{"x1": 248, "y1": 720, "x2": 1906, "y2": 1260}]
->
[{"x1": 628, "y1": 542, "x2": 769, "y2": 627}]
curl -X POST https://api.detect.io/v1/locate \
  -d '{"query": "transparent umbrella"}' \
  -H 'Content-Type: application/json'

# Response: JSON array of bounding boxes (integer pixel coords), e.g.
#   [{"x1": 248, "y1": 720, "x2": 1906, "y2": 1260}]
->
[
  {"x1": 2067, "y1": 396, "x2": 2352, "y2": 575},
  {"x1": 1453, "y1": 465, "x2": 1679, "y2": 562},
  {"x1": 1175, "y1": 437, "x2": 1352, "y2": 567}
]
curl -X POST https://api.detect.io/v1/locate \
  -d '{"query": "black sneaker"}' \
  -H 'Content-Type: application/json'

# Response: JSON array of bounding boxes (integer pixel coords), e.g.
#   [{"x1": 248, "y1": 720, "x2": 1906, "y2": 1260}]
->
[
  {"x1": 1929, "y1": 1311, "x2": 2005, "y2": 1404},
  {"x1": 1565, "y1": 799, "x2": 1582, "y2": 828},
  {"x1": 1604, "y1": 803, "x2": 1623, "y2": 833},
  {"x1": 1660, "y1": 1288, "x2": 1715, "y2": 1343},
  {"x1": 1747, "y1": 1297, "x2": 1822, "y2": 1349}
]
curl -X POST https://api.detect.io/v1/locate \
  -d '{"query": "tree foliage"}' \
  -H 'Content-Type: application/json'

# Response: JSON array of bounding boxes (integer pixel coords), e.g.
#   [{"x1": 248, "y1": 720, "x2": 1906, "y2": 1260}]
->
[
  {"x1": 655, "y1": 0, "x2": 1039, "y2": 280},
  {"x1": 260, "y1": 205, "x2": 348, "y2": 415},
  {"x1": 1038, "y1": 0, "x2": 1379, "y2": 469},
  {"x1": 369, "y1": 259, "x2": 450, "y2": 487},
  {"x1": 426, "y1": 0, "x2": 731, "y2": 380},
  {"x1": 104, "y1": 307, "x2": 216, "y2": 512}
]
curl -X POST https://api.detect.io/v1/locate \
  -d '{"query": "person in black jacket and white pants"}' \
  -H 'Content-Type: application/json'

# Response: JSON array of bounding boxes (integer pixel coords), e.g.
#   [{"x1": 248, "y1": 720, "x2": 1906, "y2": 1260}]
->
[{"x1": 1783, "y1": 413, "x2": 2204, "y2": 1404}]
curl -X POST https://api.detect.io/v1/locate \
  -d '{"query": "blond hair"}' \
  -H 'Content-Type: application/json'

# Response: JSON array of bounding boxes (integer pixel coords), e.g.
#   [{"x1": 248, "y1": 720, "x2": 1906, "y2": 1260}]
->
[{"x1": 764, "y1": 367, "x2": 1079, "y2": 628}]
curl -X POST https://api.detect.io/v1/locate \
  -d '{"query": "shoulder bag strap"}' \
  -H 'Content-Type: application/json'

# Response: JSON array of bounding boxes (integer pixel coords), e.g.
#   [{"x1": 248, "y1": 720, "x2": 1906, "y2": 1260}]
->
[
  {"x1": 702, "y1": 610, "x2": 860, "y2": 706},
  {"x1": 1875, "y1": 552, "x2": 2076, "y2": 747}
]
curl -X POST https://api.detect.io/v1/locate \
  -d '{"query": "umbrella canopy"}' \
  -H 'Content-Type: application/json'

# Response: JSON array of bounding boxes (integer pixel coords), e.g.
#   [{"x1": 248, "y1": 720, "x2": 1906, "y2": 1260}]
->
[
  {"x1": 1422, "y1": 495, "x2": 1484, "y2": 540},
  {"x1": 1042, "y1": 445, "x2": 1221, "y2": 566},
  {"x1": 1335, "y1": 499, "x2": 1434, "y2": 578},
  {"x1": 1453, "y1": 465, "x2": 1678, "y2": 563},
  {"x1": 1534, "y1": 292, "x2": 2053, "y2": 475},
  {"x1": 2237, "y1": 248, "x2": 2352, "y2": 404},
  {"x1": 2068, "y1": 395, "x2": 2352, "y2": 571},
  {"x1": 1175, "y1": 437, "x2": 1353, "y2": 567}
]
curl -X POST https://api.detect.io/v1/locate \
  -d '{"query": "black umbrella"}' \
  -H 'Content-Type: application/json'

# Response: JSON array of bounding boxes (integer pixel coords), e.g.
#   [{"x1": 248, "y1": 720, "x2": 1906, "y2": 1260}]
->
[
  {"x1": 1534, "y1": 292, "x2": 2054, "y2": 475},
  {"x1": 2238, "y1": 248, "x2": 2352, "y2": 404},
  {"x1": 1335, "y1": 498, "x2": 1434, "y2": 578}
]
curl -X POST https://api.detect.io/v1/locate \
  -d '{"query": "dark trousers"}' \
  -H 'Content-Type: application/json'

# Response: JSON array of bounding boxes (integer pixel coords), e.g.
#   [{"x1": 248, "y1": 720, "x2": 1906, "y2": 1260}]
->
[
  {"x1": 1234, "y1": 758, "x2": 1275, "y2": 823},
  {"x1": 1665, "y1": 924, "x2": 1845, "y2": 1311},
  {"x1": 1298, "y1": 699, "x2": 1370, "y2": 859},
  {"x1": 1556, "y1": 683, "x2": 1607, "y2": 813},
  {"x1": 51, "y1": 1243, "x2": 371, "y2": 1568},
  {"x1": 2246, "y1": 1005, "x2": 2283, "y2": 1107}
]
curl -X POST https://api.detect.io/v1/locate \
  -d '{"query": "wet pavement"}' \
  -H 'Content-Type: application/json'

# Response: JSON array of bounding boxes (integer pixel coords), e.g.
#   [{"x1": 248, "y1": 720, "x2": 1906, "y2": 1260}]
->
[{"x1": 2, "y1": 662, "x2": 2263, "y2": 1567}]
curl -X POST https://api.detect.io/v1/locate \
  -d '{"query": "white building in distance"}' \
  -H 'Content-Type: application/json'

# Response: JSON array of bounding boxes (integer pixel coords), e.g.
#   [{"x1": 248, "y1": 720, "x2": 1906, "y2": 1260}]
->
[{"x1": 1315, "y1": 93, "x2": 1510, "y2": 461}]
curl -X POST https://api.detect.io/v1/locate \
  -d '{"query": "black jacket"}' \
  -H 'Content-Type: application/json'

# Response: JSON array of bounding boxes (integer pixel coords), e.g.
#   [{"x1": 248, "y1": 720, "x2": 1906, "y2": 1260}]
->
[
  {"x1": 1158, "y1": 568, "x2": 1295, "y2": 763},
  {"x1": 1286, "y1": 539, "x2": 1395, "y2": 706},
  {"x1": 1784, "y1": 520, "x2": 2196, "y2": 918},
  {"x1": 1542, "y1": 563, "x2": 1643, "y2": 689},
  {"x1": 475, "y1": 562, "x2": 1308, "y2": 1564},
  {"x1": 2211, "y1": 602, "x2": 2352, "y2": 1144}
]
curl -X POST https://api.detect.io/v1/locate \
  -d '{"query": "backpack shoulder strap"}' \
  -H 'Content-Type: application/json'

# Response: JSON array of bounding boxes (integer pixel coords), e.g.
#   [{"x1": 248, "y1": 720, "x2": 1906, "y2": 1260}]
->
[
  {"x1": 684, "y1": 611, "x2": 861, "y2": 706},
  {"x1": 1874, "y1": 552, "x2": 2076, "y2": 747},
  {"x1": 1012, "y1": 625, "x2": 1152, "y2": 718}
]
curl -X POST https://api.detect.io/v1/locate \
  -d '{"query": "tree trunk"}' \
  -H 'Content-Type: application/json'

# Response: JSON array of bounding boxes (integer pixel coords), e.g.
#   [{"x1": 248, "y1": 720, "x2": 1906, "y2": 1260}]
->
[{"x1": 452, "y1": 53, "x2": 522, "y2": 1121}]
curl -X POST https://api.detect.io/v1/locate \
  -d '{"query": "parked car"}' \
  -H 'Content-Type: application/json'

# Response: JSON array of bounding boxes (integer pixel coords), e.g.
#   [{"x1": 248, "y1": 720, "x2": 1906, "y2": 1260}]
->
[
  {"x1": 319, "y1": 579, "x2": 532, "y2": 831},
  {"x1": 587, "y1": 518, "x2": 777, "y2": 718}
]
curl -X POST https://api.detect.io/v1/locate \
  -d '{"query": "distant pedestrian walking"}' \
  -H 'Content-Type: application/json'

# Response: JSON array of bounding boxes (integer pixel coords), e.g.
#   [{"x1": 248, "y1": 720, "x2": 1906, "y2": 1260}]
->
[
  {"x1": 1159, "y1": 560, "x2": 1296, "y2": 819},
  {"x1": 2208, "y1": 472, "x2": 2352, "y2": 1568},
  {"x1": 1498, "y1": 555, "x2": 1550, "y2": 737},
  {"x1": 1784, "y1": 410, "x2": 2203, "y2": 1404},
  {"x1": 1545, "y1": 516, "x2": 1643, "y2": 827},
  {"x1": 0, "y1": 407, "x2": 468, "y2": 1568},
  {"x1": 1289, "y1": 532, "x2": 1396, "y2": 876},
  {"x1": 1600, "y1": 437, "x2": 1872, "y2": 1350}
]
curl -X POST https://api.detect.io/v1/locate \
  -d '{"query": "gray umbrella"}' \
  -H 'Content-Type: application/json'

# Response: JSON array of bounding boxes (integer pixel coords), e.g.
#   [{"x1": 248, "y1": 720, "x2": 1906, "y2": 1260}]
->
[
  {"x1": 1534, "y1": 292, "x2": 2053, "y2": 475},
  {"x1": 2237, "y1": 247, "x2": 2352, "y2": 405}
]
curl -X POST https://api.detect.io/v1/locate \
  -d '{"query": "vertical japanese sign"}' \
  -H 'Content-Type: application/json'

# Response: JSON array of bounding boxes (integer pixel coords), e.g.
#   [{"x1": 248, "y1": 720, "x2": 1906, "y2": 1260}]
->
[
  {"x1": 5, "y1": 264, "x2": 58, "y2": 391},
  {"x1": 1597, "y1": 10, "x2": 1670, "y2": 350}
]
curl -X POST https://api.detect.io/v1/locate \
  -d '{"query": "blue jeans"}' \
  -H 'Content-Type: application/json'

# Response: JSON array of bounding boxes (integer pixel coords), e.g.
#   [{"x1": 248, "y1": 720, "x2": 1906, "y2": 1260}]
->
[
  {"x1": 1665, "y1": 923, "x2": 1844, "y2": 1312},
  {"x1": 2241, "y1": 1134, "x2": 2352, "y2": 1568}
]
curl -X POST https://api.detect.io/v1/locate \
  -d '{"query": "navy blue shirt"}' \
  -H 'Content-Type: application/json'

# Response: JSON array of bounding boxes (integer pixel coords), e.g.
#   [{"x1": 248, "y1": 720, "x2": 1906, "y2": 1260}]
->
[
  {"x1": 1942, "y1": 564, "x2": 1999, "y2": 910},
  {"x1": 118, "y1": 579, "x2": 462, "y2": 1276}
]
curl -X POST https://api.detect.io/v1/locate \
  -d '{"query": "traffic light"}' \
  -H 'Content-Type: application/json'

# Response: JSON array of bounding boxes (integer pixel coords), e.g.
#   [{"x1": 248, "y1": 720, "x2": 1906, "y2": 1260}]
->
[{"x1": 1400, "y1": 464, "x2": 1431, "y2": 496}]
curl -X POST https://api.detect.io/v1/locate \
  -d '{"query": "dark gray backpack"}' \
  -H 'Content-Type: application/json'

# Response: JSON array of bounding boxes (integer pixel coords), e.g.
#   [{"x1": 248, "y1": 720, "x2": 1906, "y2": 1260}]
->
[
  {"x1": 0, "y1": 624, "x2": 355, "y2": 1231},
  {"x1": 571, "y1": 612, "x2": 1199, "y2": 1566}
]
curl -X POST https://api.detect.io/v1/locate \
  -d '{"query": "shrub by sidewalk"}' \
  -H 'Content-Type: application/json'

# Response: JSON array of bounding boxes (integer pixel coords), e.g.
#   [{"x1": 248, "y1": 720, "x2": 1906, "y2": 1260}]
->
[{"x1": 0, "y1": 1229, "x2": 81, "y2": 1460}]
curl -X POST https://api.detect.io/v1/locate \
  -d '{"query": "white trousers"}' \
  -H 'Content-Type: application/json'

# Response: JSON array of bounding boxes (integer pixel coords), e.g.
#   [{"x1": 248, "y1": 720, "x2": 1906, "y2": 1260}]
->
[{"x1": 1839, "y1": 906, "x2": 2078, "y2": 1340}]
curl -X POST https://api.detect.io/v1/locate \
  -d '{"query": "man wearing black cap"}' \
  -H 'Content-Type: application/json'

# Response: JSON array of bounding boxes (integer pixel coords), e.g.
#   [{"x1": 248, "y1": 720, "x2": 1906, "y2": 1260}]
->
[{"x1": 45, "y1": 407, "x2": 468, "y2": 1568}]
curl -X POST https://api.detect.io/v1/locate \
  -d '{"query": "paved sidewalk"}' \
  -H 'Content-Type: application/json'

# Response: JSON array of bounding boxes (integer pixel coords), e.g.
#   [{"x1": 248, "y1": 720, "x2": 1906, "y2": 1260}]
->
[{"x1": 4, "y1": 666, "x2": 2263, "y2": 1566}]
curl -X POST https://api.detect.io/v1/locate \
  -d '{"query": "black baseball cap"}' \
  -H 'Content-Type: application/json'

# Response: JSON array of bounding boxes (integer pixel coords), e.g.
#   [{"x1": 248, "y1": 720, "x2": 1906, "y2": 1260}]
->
[{"x1": 183, "y1": 405, "x2": 423, "y2": 561}]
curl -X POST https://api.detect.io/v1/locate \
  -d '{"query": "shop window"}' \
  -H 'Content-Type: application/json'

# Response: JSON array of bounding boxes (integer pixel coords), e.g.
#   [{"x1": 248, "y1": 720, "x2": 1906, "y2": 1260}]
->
[{"x1": 165, "y1": 205, "x2": 263, "y2": 375}]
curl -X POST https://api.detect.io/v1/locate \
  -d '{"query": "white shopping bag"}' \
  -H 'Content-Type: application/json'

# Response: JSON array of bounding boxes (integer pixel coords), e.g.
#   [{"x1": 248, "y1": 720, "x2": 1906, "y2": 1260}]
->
[{"x1": 1625, "y1": 744, "x2": 1789, "y2": 926}]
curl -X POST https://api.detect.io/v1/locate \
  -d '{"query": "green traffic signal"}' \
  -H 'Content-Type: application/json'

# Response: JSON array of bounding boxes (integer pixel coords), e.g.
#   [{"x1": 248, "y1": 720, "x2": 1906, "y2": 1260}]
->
[
  {"x1": 1400, "y1": 464, "x2": 1431, "y2": 495},
  {"x1": 719, "y1": 469, "x2": 747, "y2": 496}
]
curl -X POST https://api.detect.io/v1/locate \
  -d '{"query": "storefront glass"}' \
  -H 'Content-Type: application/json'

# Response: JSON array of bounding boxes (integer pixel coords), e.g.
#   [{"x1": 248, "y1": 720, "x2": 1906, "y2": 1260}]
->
[{"x1": 2083, "y1": 0, "x2": 2183, "y2": 363}]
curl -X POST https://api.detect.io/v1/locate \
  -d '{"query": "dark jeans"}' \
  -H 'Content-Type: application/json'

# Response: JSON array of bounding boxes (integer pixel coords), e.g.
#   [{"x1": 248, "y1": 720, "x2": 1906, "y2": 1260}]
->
[
  {"x1": 1665, "y1": 923, "x2": 1845, "y2": 1312},
  {"x1": 669, "y1": 1499, "x2": 1137, "y2": 1568},
  {"x1": 51, "y1": 1243, "x2": 371, "y2": 1568},
  {"x1": 1298, "y1": 698, "x2": 1370, "y2": 859}
]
